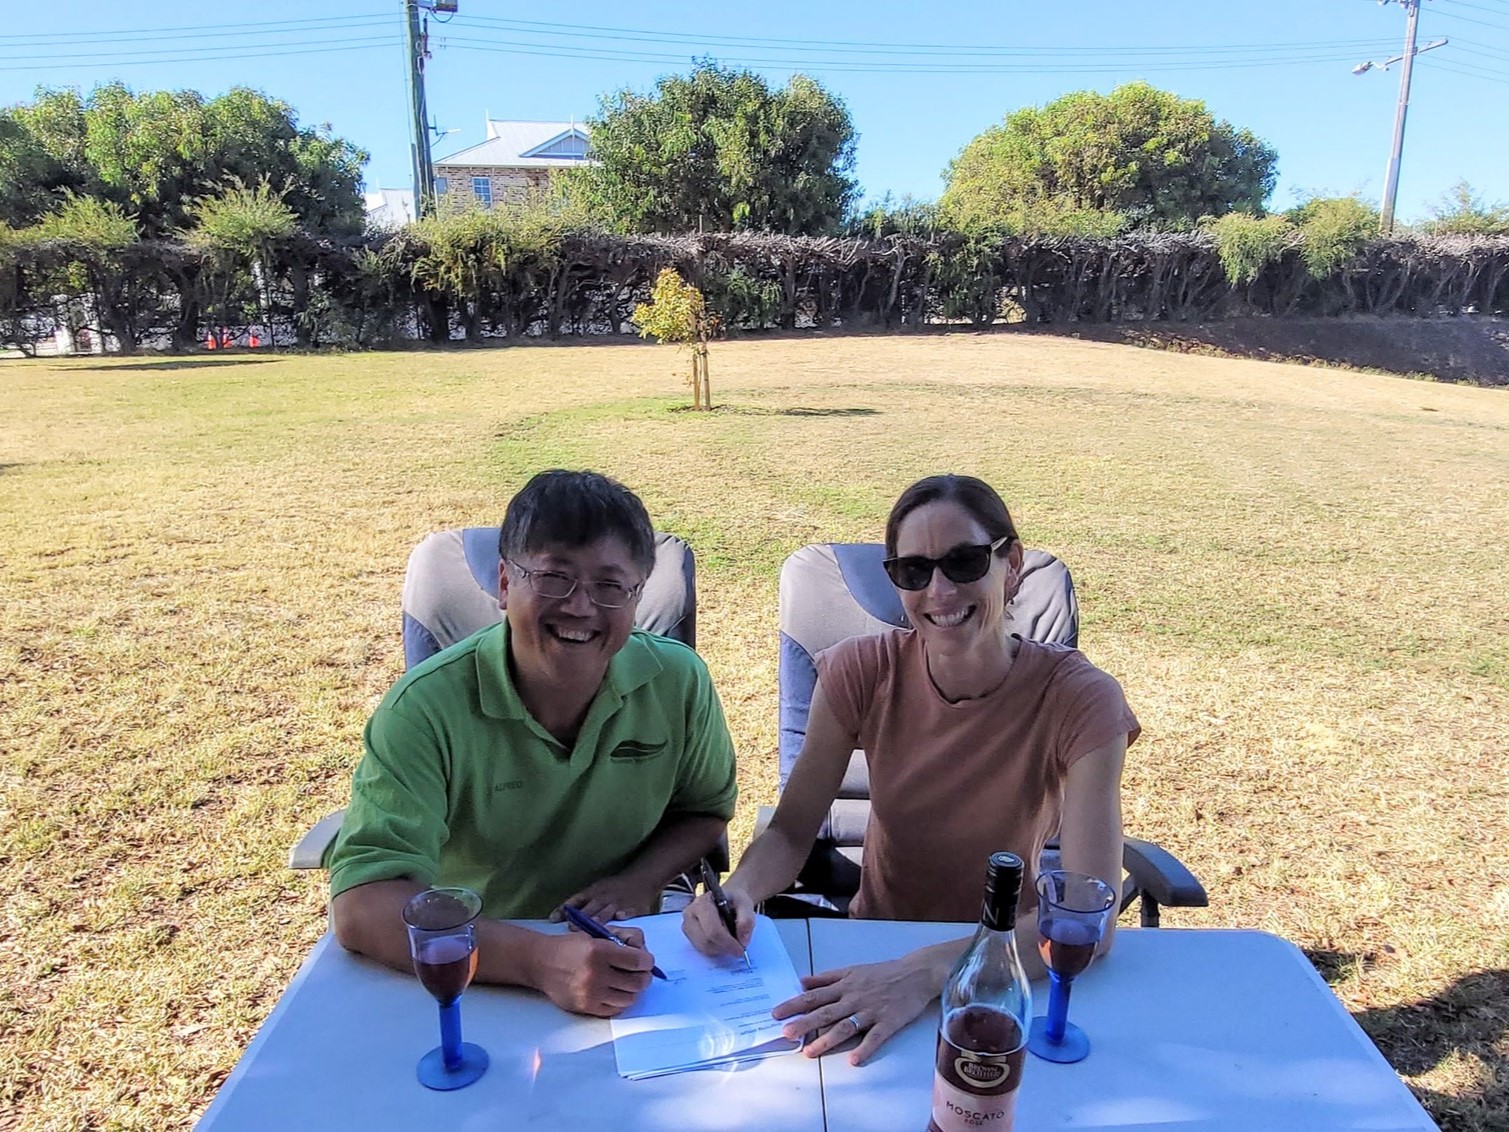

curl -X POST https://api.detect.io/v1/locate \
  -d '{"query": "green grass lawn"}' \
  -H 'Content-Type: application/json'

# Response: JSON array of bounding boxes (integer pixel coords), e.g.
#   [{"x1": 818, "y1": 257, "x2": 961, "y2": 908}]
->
[{"x1": 2, "y1": 335, "x2": 1507, "y2": 1129}]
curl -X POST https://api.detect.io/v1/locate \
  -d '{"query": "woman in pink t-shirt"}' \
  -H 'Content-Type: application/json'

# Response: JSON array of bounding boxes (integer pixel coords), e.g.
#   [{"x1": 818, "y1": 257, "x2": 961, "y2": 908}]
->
[{"x1": 684, "y1": 474, "x2": 1137, "y2": 1066}]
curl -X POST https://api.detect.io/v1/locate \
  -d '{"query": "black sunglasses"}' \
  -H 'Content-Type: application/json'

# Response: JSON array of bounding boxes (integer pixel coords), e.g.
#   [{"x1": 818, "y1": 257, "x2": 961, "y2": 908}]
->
[{"x1": 882, "y1": 536, "x2": 1012, "y2": 591}]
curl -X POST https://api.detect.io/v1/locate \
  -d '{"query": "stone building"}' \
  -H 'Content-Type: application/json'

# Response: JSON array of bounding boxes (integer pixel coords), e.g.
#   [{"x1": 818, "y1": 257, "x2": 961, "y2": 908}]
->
[{"x1": 433, "y1": 120, "x2": 593, "y2": 209}]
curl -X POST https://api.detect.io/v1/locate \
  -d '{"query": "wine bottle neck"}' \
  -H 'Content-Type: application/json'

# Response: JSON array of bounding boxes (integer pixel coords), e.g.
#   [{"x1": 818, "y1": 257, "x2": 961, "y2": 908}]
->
[
  {"x1": 975, "y1": 923, "x2": 1018, "y2": 951},
  {"x1": 982, "y1": 901, "x2": 1019, "y2": 933}
]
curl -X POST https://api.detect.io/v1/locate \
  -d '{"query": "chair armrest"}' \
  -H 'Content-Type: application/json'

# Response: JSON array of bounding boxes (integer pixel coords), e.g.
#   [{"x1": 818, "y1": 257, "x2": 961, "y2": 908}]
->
[
  {"x1": 755, "y1": 805, "x2": 776, "y2": 840},
  {"x1": 705, "y1": 829, "x2": 730, "y2": 875},
  {"x1": 288, "y1": 809, "x2": 345, "y2": 870},
  {"x1": 1122, "y1": 836, "x2": 1208, "y2": 909}
]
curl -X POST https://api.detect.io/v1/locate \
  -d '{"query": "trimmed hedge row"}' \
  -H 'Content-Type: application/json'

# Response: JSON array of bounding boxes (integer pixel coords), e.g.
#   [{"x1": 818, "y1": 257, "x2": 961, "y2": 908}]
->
[{"x1": 3, "y1": 228, "x2": 1506, "y2": 354}]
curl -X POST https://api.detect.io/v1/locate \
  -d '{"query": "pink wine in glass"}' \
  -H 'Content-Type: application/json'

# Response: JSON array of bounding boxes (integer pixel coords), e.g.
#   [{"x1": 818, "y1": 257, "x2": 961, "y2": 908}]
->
[
  {"x1": 1037, "y1": 917, "x2": 1099, "y2": 978},
  {"x1": 414, "y1": 935, "x2": 478, "y2": 1005}
]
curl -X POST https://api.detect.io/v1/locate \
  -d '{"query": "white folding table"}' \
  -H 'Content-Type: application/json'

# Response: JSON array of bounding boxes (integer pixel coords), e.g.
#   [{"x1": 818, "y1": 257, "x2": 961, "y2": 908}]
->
[
  {"x1": 198, "y1": 919, "x2": 824, "y2": 1131},
  {"x1": 198, "y1": 922, "x2": 1436, "y2": 1130},
  {"x1": 811, "y1": 922, "x2": 1436, "y2": 1131}
]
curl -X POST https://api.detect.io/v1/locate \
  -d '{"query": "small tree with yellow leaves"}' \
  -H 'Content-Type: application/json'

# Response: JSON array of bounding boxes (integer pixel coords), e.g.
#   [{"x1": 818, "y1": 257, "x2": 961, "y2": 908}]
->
[{"x1": 632, "y1": 267, "x2": 721, "y2": 410}]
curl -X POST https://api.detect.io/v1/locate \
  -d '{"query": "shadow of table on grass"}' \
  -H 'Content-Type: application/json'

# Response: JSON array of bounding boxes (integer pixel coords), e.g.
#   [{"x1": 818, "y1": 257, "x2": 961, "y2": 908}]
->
[{"x1": 1307, "y1": 950, "x2": 1508, "y2": 1130}]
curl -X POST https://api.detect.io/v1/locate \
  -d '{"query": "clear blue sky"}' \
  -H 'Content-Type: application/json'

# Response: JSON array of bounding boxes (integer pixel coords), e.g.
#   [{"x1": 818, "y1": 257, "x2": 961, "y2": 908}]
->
[{"x1": 4, "y1": 0, "x2": 1507, "y2": 222}]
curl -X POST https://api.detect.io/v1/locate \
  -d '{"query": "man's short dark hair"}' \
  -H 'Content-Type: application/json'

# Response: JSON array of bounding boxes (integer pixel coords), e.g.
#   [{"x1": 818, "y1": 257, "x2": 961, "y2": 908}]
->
[{"x1": 498, "y1": 470, "x2": 657, "y2": 577}]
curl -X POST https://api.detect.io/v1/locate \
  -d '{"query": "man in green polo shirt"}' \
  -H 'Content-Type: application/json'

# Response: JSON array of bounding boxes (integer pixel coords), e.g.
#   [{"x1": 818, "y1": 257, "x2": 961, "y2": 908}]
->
[{"x1": 329, "y1": 471, "x2": 737, "y2": 1017}]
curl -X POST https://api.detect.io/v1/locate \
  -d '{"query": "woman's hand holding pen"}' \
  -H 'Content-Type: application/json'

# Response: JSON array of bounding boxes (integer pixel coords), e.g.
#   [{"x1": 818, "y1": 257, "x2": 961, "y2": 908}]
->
[
  {"x1": 529, "y1": 923, "x2": 657, "y2": 1017},
  {"x1": 681, "y1": 884, "x2": 756, "y2": 957}
]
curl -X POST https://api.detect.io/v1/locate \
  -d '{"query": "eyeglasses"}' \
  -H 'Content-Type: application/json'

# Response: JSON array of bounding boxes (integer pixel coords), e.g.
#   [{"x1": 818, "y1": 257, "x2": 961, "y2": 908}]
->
[
  {"x1": 505, "y1": 560, "x2": 643, "y2": 609},
  {"x1": 882, "y1": 536, "x2": 1012, "y2": 591}
]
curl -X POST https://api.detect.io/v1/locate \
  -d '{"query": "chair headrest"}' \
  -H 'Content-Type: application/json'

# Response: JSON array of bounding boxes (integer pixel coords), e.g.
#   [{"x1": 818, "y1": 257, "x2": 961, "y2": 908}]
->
[
  {"x1": 779, "y1": 542, "x2": 1078, "y2": 657},
  {"x1": 401, "y1": 527, "x2": 697, "y2": 668}
]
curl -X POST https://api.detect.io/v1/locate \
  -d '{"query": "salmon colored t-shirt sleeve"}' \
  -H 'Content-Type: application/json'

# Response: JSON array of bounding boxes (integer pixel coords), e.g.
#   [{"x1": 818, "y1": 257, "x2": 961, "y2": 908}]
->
[
  {"x1": 813, "y1": 633, "x2": 886, "y2": 741},
  {"x1": 1050, "y1": 658, "x2": 1141, "y2": 774}
]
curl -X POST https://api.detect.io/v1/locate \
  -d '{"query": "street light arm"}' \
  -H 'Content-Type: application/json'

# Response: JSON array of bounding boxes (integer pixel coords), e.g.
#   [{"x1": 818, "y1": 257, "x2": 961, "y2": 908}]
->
[{"x1": 1352, "y1": 38, "x2": 1448, "y2": 74}]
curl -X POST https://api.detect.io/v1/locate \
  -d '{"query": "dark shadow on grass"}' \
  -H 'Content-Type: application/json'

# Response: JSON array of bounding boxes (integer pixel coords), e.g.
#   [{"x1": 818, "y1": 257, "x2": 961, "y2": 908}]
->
[
  {"x1": 668, "y1": 404, "x2": 878, "y2": 417},
  {"x1": 70, "y1": 357, "x2": 278, "y2": 372},
  {"x1": 1022, "y1": 316, "x2": 1509, "y2": 388},
  {"x1": 1306, "y1": 953, "x2": 1508, "y2": 1128},
  {"x1": 1304, "y1": 946, "x2": 1382, "y2": 984},
  {"x1": 772, "y1": 406, "x2": 879, "y2": 417}
]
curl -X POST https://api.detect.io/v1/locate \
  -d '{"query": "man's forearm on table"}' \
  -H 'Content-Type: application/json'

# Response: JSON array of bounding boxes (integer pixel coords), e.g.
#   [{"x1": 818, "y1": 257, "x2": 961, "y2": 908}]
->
[{"x1": 332, "y1": 879, "x2": 554, "y2": 992}]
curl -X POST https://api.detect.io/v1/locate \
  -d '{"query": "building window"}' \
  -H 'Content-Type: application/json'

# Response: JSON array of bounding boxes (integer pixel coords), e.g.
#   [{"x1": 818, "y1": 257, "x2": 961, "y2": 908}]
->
[
  {"x1": 434, "y1": 176, "x2": 449, "y2": 196},
  {"x1": 472, "y1": 176, "x2": 492, "y2": 207}
]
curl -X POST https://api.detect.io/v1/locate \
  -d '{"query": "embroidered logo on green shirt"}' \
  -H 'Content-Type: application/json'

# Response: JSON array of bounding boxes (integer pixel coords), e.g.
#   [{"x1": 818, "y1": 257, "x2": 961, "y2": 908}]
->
[{"x1": 607, "y1": 739, "x2": 667, "y2": 760}]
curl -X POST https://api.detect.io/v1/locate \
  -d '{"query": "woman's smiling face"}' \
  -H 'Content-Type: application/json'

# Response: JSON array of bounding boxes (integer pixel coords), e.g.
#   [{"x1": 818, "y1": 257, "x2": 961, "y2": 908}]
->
[{"x1": 891, "y1": 500, "x2": 1019, "y2": 648}]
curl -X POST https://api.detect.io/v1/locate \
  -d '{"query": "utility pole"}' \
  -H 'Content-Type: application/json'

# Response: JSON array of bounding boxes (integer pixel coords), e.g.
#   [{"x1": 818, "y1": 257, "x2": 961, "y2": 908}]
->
[
  {"x1": 1379, "y1": 0, "x2": 1421, "y2": 235},
  {"x1": 1353, "y1": 1, "x2": 1447, "y2": 235},
  {"x1": 404, "y1": 0, "x2": 437, "y2": 218}
]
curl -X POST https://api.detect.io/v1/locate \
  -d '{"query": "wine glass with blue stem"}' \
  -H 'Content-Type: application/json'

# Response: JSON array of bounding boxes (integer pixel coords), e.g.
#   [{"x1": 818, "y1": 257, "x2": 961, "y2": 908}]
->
[
  {"x1": 402, "y1": 887, "x2": 490, "y2": 1090},
  {"x1": 1027, "y1": 869, "x2": 1116, "y2": 1063}
]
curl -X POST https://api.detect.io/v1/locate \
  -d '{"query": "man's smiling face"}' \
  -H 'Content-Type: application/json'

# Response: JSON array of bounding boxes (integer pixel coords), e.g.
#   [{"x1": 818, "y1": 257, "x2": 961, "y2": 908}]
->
[{"x1": 499, "y1": 536, "x2": 643, "y2": 688}]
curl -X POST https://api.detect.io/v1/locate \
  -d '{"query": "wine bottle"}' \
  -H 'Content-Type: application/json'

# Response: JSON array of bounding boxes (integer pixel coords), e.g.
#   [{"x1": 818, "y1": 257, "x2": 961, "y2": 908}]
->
[{"x1": 928, "y1": 851, "x2": 1032, "y2": 1132}]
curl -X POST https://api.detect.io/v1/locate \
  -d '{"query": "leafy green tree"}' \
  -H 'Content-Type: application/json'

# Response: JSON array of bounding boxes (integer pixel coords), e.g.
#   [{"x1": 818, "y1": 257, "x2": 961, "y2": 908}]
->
[
  {"x1": 847, "y1": 193, "x2": 941, "y2": 239},
  {"x1": 31, "y1": 193, "x2": 151, "y2": 352},
  {"x1": 0, "y1": 111, "x2": 74, "y2": 227},
  {"x1": 403, "y1": 189, "x2": 592, "y2": 340},
  {"x1": 186, "y1": 180, "x2": 298, "y2": 345},
  {"x1": 1208, "y1": 213, "x2": 1295, "y2": 286},
  {"x1": 0, "y1": 223, "x2": 47, "y2": 354},
  {"x1": 570, "y1": 63, "x2": 856, "y2": 234},
  {"x1": 633, "y1": 268, "x2": 719, "y2": 409},
  {"x1": 1287, "y1": 195, "x2": 1377, "y2": 278},
  {"x1": 7, "y1": 83, "x2": 367, "y2": 237},
  {"x1": 942, "y1": 82, "x2": 1277, "y2": 232},
  {"x1": 1422, "y1": 180, "x2": 1509, "y2": 237}
]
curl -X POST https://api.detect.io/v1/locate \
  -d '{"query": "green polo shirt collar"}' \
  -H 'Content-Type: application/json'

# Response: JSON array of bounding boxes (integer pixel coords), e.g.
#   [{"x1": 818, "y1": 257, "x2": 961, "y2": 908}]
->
[{"x1": 474, "y1": 620, "x2": 665, "y2": 723}]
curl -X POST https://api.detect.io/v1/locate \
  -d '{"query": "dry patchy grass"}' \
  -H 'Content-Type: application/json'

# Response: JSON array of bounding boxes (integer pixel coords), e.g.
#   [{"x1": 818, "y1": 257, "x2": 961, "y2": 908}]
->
[{"x1": 2, "y1": 337, "x2": 1507, "y2": 1129}]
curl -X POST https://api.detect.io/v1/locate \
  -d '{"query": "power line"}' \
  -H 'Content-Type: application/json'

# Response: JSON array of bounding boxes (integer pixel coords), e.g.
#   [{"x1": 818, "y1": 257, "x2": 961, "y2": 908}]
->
[
  {"x1": 452, "y1": 15, "x2": 1398, "y2": 60},
  {"x1": 437, "y1": 35, "x2": 1385, "y2": 75},
  {"x1": 1436, "y1": 0, "x2": 1509, "y2": 17},
  {"x1": 1420, "y1": 57, "x2": 1509, "y2": 82},
  {"x1": 0, "y1": 13, "x2": 389, "y2": 44},
  {"x1": 455, "y1": 14, "x2": 1388, "y2": 57},
  {"x1": 1453, "y1": 42, "x2": 1509, "y2": 62},
  {"x1": 1431, "y1": 57, "x2": 1509, "y2": 76},
  {"x1": 0, "y1": 40, "x2": 400, "y2": 73},
  {"x1": 1454, "y1": 35, "x2": 1509, "y2": 56},
  {"x1": 1430, "y1": 8, "x2": 1509, "y2": 31},
  {"x1": 0, "y1": 34, "x2": 398, "y2": 65}
]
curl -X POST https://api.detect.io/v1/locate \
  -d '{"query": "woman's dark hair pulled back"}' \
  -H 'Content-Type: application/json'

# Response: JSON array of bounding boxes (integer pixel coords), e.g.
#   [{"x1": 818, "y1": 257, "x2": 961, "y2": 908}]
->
[{"x1": 884, "y1": 474, "x2": 1019, "y2": 558}]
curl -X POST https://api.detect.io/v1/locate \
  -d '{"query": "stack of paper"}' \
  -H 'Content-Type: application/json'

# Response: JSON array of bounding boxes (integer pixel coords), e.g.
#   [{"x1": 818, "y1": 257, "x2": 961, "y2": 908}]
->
[{"x1": 607, "y1": 913, "x2": 806, "y2": 1080}]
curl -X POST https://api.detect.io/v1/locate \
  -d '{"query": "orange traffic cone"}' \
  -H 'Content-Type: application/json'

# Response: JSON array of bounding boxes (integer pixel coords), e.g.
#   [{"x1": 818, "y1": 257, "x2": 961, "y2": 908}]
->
[
  {"x1": 205, "y1": 334, "x2": 218, "y2": 350},
  {"x1": 248, "y1": 334, "x2": 260, "y2": 349}
]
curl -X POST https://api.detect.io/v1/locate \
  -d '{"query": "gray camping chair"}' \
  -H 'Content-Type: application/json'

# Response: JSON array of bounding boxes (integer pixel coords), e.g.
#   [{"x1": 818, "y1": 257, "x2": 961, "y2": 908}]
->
[
  {"x1": 766, "y1": 542, "x2": 1206, "y2": 926},
  {"x1": 288, "y1": 527, "x2": 699, "y2": 870}
]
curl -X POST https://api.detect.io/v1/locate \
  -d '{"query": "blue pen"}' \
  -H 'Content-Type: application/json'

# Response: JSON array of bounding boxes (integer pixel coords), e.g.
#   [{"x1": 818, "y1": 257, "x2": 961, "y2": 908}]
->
[{"x1": 560, "y1": 904, "x2": 668, "y2": 980}]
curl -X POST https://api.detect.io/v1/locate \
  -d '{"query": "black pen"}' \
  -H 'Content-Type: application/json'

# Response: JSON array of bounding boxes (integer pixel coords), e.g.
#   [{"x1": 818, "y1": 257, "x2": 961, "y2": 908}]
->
[
  {"x1": 559, "y1": 904, "x2": 668, "y2": 980},
  {"x1": 699, "y1": 858, "x2": 752, "y2": 970}
]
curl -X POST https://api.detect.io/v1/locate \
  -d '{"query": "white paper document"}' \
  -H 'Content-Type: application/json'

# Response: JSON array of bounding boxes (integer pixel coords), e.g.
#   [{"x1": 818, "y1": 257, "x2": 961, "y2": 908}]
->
[{"x1": 607, "y1": 913, "x2": 806, "y2": 1080}]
